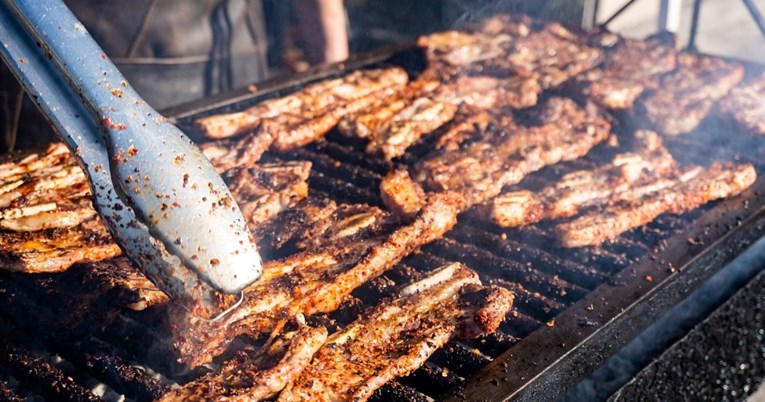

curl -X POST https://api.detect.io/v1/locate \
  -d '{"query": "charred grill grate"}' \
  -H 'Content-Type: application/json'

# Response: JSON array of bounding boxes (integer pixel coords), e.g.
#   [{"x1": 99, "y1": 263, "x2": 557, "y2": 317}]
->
[{"x1": 3, "y1": 44, "x2": 765, "y2": 402}]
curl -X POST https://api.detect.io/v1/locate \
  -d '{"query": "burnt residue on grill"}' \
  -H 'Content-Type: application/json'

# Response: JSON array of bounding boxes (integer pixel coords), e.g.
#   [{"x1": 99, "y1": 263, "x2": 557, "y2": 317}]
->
[{"x1": 3, "y1": 42, "x2": 765, "y2": 402}]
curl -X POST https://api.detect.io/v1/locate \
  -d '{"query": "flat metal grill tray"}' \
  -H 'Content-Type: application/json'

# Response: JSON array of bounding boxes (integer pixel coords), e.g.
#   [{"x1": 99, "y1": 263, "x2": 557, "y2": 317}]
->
[{"x1": 2, "y1": 42, "x2": 765, "y2": 402}]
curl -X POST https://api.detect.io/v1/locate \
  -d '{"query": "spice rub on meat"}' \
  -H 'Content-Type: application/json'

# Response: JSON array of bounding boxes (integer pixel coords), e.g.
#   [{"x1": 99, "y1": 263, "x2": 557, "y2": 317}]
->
[
  {"x1": 719, "y1": 72, "x2": 765, "y2": 136},
  {"x1": 278, "y1": 262, "x2": 513, "y2": 402},
  {"x1": 576, "y1": 32, "x2": 678, "y2": 110},
  {"x1": 413, "y1": 97, "x2": 612, "y2": 208},
  {"x1": 172, "y1": 192, "x2": 463, "y2": 367},
  {"x1": 481, "y1": 130, "x2": 675, "y2": 227},
  {"x1": 640, "y1": 52, "x2": 744, "y2": 136},
  {"x1": 557, "y1": 162, "x2": 756, "y2": 248},
  {"x1": 160, "y1": 319, "x2": 327, "y2": 402},
  {"x1": 196, "y1": 68, "x2": 409, "y2": 140}
]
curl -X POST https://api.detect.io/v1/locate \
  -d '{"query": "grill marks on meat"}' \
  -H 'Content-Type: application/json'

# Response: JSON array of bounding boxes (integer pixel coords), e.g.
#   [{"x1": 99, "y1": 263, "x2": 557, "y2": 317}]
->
[
  {"x1": 367, "y1": 97, "x2": 458, "y2": 160},
  {"x1": 576, "y1": 32, "x2": 678, "y2": 109},
  {"x1": 278, "y1": 262, "x2": 513, "y2": 402},
  {"x1": 640, "y1": 52, "x2": 744, "y2": 136},
  {"x1": 161, "y1": 322, "x2": 328, "y2": 402},
  {"x1": 0, "y1": 145, "x2": 121, "y2": 273},
  {"x1": 196, "y1": 68, "x2": 409, "y2": 140},
  {"x1": 719, "y1": 72, "x2": 765, "y2": 136},
  {"x1": 481, "y1": 130, "x2": 675, "y2": 227},
  {"x1": 223, "y1": 161, "x2": 312, "y2": 230},
  {"x1": 557, "y1": 162, "x2": 757, "y2": 247},
  {"x1": 500, "y1": 22, "x2": 603, "y2": 89},
  {"x1": 380, "y1": 169, "x2": 427, "y2": 218},
  {"x1": 172, "y1": 192, "x2": 463, "y2": 367},
  {"x1": 0, "y1": 219, "x2": 121, "y2": 273},
  {"x1": 414, "y1": 97, "x2": 611, "y2": 207}
]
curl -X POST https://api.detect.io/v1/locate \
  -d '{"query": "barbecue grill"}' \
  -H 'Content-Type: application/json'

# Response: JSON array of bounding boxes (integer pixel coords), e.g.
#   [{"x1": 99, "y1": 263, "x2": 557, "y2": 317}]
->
[{"x1": 3, "y1": 4, "x2": 765, "y2": 402}]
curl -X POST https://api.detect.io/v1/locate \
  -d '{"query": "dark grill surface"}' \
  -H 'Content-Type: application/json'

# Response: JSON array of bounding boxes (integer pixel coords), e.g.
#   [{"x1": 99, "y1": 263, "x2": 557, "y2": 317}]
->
[{"x1": 3, "y1": 45, "x2": 765, "y2": 402}]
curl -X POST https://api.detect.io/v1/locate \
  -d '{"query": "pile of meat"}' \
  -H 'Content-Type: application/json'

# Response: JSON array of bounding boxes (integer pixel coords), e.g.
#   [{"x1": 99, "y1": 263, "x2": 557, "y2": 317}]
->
[{"x1": 1, "y1": 13, "x2": 763, "y2": 402}]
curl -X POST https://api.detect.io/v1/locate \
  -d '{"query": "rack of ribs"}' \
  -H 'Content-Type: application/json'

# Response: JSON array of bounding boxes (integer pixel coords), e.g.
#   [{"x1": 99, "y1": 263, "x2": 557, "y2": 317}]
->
[
  {"x1": 481, "y1": 130, "x2": 676, "y2": 228},
  {"x1": 576, "y1": 32, "x2": 678, "y2": 110},
  {"x1": 278, "y1": 262, "x2": 513, "y2": 402},
  {"x1": 640, "y1": 52, "x2": 744, "y2": 136},
  {"x1": 160, "y1": 318, "x2": 328, "y2": 402},
  {"x1": 557, "y1": 162, "x2": 757, "y2": 247},
  {"x1": 410, "y1": 97, "x2": 612, "y2": 208},
  {"x1": 195, "y1": 68, "x2": 409, "y2": 140},
  {"x1": 719, "y1": 72, "x2": 765, "y2": 136},
  {"x1": 171, "y1": 192, "x2": 463, "y2": 367},
  {"x1": 0, "y1": 142, "x2": 312, "y2": 274}
]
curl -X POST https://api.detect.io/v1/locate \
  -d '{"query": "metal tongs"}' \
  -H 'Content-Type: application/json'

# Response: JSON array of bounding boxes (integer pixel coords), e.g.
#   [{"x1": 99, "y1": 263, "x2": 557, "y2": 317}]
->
[{"x1": 0, "y1": 0, "x2": 262, "y2": 318}]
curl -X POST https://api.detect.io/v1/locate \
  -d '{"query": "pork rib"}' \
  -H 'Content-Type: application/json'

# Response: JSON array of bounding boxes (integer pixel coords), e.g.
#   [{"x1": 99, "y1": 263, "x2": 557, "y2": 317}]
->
[
  {"x1": 277, "y1": 262, "x2": 513, "y2": 402},
  {"x1": 557, "y1": 162, "x2": 757, "y2": 247},
  {"x1": 414, "y1": 97, "x2": 611, "y2": 207},
  {"x1": 195, "y1": 68, "x2": 409, "y2": 140},
  {"x1": 481, "y1": 130, "x2": 675, "y2": 227},
  {"x1": 577, "y1": 32, "x2": 677, "y2": 109},
  {"x1": 172, "y1": 192, "x2": 463, "y2": 367},
  {"x1": 160, "y1": 322, "x2": 327, "y2": 402},
  {"x1": 222, "y1": 161, "x2": 312, "y2": 230},
  {"x1": 719, "y1": 72, "x2": 765, "y2": 136},
  {"x1": 640, "y1": 52, "x2": 744, "y2": 136}
]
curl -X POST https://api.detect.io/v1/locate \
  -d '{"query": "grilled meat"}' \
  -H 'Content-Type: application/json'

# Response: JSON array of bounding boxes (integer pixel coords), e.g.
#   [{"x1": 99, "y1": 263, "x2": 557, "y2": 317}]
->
[
  {"x1": 719, "y1": 72, "x2": 765, "y2": 136},
  {"x1": 641, "y1": 52, "x2": 744, "y2": 136},
  {"x1": 195, "y1": 68, "x2": 409, "y2": 140},
  {"x1": 557, "y1": 162, "x2": 757, "y2": 247},
  {"x1": 200, "y1": 129, "x2": 276, "y2": 173},
  {"x1": 433, "y1": 107, "x2": 493, "y2": 151},
  {"x1": 367, "y1": 97, "x2": 458, "y2": 160},
  {"x1": 83, "y1": 257, "x2": 170, "y2": 310},
  {"x1": 253, "y1": 197, "x2": 340, "y2": 251},
  {"x1": 223, "y1": 161, "x2": 311, "y2": 229},
  {"x1": 380, "y1": 169, "x2": 427, "y2": 218},
  {"x1": 417, "y1": 30, "x2": 514, "y2": 71},
  {"x1": 577, "y1": 32, "x2": 677, "y2": 109},
  {"x1": 0, "y1": 218, "x2": 121, "y2": 273},
  {"x1": 172, "y1": 192, "x2": 463, "y2": 367},
  {"x1": 482, "y1": 130, "x2": 675, "y2": 227},
  {"x1": 500, "y1": 22, "x2": 602, "y2": 89},
  {"x1": 278, "y1": 262, "x2": 513, "y2": 402},
  {"x1": 338, "y1": 79, "x2": 441, "y2": 139},
  {"x1": 414, "y1": 97, "x2": 611, "y2": 207},
  {"x1": 161, "y1": 322, "x2": 328, "y2": 402},
  {"x1": 435, "y1": 75, "x2": 541, "y2": 110}
]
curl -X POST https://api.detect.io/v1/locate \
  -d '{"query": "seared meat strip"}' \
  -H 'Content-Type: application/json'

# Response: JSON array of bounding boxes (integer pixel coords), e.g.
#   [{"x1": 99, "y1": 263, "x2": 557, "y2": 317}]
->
[
  {"x1": 380, "y1": 169, "x2": 427, "y2": 218},
  {"x1": 367, "y1": 97, "x2": 458, "y2": 160},
  {"x1": 414, "y1": 97, "x2": 611, "y2": 207},
  {"x1": 435, "y1": 75, "x2": 542, "y2": 110},
  {"x1": 499, "y1": 22, "x2": 602, "y2": 89},
  {"x1": 82, "y1": 258, "x2": 170, "y2": 311},
  {"x1": 0, "y1": 142, "x2": 70, "y2": 182},
  {"x1": 0, "y1": 218, "x2": 122, "y2": 273},
  {"x1": 223, "y1": 161, "x2": 311, "y2": 229},
  {"x1": 557, "y1": 162, "x2": 757, "y2": 247},
  {"x1": 576, "y1": 32, "x2": 677, "y2": 109},
  {"x1": 161, "y1": 321, "x2": 327, "y2": 402},
  {"x1": 278, "y1": 262, "x2": 513, "y2": 402},
  {"x1": 195, "y1": 68, "x2": 409, "y2": 140},
  {"x1": 253, "y1": 197, "x2": 340, "y2": 251},
  {"x1": 172, "y1": 192, "x2": 463, "y2": 367},
  {"x1": 338, "y1": 79, "x2": 441, "y2": 139},
  {"x1": 481, "y1": 130, "x2": 675, "y2": 227},
  {"x1": 719, "y1": 72, "x2": 765, "y2": 136},
  {"x1": 640, "y1": 52, "x2": 744, "y2": 136}
]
